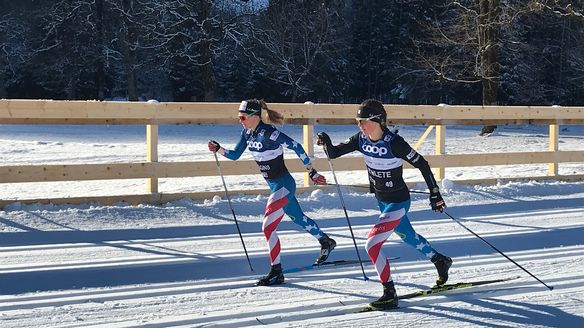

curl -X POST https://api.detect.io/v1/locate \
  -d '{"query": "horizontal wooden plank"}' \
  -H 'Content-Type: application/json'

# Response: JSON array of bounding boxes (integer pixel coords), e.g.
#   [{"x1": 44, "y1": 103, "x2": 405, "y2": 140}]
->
[
  {"x1": 424, "y1": 151, "x2": 584, "y2": 168},
  {"x1": 2, "y1": 151, "x2": 583, "y2": 183},
  {"x1": 4, "y1": 118, "x2": 583, "y2": 126},
  {"x1": 0, "y1": 158, "x2": 359, "y2": 183},
  {"x1": 0, "y1": 161, "x2": 252, "y2": 183},
  {"x1": 1, "y1": 100, "x2": 584, "y2": 125}
]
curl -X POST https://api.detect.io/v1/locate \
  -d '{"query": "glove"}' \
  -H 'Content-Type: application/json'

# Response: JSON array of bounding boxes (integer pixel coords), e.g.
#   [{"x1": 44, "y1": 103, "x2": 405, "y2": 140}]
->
[
  {"x1": 208, "y1": 140, "x2": 221, "y2": 153},
  {"x1": 429, "y1": 189, "x2": 446, "y2": 212},
  {"x1": 316, "y1": 132, "x2": 330, "y2": 146},
  {"x1": 308, "y1": 168, "x2": 327, "y2": 185}
]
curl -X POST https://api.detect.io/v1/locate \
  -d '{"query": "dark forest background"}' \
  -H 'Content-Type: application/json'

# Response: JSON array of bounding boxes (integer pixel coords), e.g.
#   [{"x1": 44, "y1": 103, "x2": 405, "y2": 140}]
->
[{"x1": 1, "y1": 0, "x2": 583, "y2": 106}]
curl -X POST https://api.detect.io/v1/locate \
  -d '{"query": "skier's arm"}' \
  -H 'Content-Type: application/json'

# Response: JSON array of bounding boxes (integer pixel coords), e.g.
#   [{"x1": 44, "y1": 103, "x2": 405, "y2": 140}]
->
[
  {"x1": 220, "y1": 131, "x2": 247, "y2": 160},
  {"x1": 274, "y1": 130, "x2": 327, "y2": 185},
  {"x1": 390, "y1": 135, "x2": 439, "y2": 191},
  {"x1": 316, "y1": 132, "x2": 359, "y2": 159},
  {"x1": 391, "y1": 135, "x2": 446, "y2": 211},
  {"x1": 272, "y1": 130, "x2": 311, "y2": 166}
]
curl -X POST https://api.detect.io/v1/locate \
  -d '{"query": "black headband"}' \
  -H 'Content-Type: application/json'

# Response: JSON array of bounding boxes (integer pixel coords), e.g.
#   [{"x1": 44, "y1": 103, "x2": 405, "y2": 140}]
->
[
  {"x1": 356, "y1": 105, "x2": 386, "y2": 123},
  {"x1": 238, "y1": 101, "x2": 262, "y2": 116}
]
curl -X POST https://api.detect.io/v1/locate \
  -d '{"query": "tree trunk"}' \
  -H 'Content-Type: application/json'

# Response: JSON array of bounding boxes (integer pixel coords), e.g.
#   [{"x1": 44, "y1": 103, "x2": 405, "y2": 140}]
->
[
  {"x1": 0, "y1": 73, "x2": 6, "y2": 98},
  {"x1": 479, "y1": 0, "x2": 500, "y2": 136},
  {"x1": 66, "y1": 78, "x2": 77, "y2": 99},
  {"x1": 95, "y1": 0, "x2": 106, "y2": 100},
  {"x1": 122, "y1": 0, "x2": 138, "y2": 101},
  {"x1": 200, "y1": 0, "x2": 216, "y2": 101},
  {"x1": 127, "y1": 65, "x2": 137, "y2": 101},
  {"x1": 201, "y1": 47, "x2": 216, "y2": 101}
]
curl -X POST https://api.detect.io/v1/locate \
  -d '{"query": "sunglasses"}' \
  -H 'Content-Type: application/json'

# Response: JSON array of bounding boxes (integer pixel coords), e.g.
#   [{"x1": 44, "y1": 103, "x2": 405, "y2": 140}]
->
[
  {"x1": 239, "y1": 115, "x2": 257, "y2": 122},
  {"x1": 355, "y1": 114, "x2": 382, "y2": 124},
  {"x1": 355, "y1": 118, "x2": 374, "y2": 125},
  {"x1": 356, "y1": 114, "x2": 381, "y2": 121}
]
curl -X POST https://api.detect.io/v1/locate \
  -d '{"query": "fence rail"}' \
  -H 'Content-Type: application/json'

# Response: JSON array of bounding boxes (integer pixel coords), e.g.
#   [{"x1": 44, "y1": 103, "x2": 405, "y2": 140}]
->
[
  {"x1": 2, "y1": 100, "x2": 584, "y2": 125},
  {"x1": 1, "y1": 99, "x2": 584, "y2": 208}
]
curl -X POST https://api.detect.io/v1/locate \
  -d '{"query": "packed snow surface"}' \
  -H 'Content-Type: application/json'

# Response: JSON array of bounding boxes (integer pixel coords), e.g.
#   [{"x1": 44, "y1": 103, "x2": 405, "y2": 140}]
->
[{"x1": 1, "y1": 124, "x2": 583, "y2": 327}]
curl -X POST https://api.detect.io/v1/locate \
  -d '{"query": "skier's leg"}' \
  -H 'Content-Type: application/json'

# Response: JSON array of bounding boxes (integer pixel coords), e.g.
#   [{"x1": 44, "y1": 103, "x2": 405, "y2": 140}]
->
[
  {"x1": 277, "y1": 173, "x2": 335, "y2": 263},
  {"x1": 283, "y1": 195, "x2": 326, "y2": 239},
  {"x1": 365, "y1": 202, "x2": 404, "y2": 309},
  {"x1": 262, "y1": 186, "x2": 289, "y2": 266},
  {"x1": 256, "y1": 186, "x2": 289, "y2": 286},
  {"x1": 274, "y1": 174, "x2": 325, "y2": 238},
  {"x1": 394, "y1": 214, "x2": 438, "y2": 259},
  {"x1": 391, "y1": 202, "x2": 452, "y2": 285},
  {"x1": 366, "y1": 204, "x2": 404, "y2": 283}
]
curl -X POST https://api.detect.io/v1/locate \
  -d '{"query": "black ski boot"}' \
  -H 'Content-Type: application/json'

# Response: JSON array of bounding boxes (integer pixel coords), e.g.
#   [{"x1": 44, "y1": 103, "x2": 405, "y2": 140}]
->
[
  {"x1": 431, "y1": 253, "x2": 453, "y2": 286},
  {"x1": 256, "y1": 264, "x2": 285, "y2": 286},
  {"x1": 315, "y1": 234, "x2": 337, "y2": 264},
  {"x1": 369, "y1": 281, "x2": 399, "y2": 310}
]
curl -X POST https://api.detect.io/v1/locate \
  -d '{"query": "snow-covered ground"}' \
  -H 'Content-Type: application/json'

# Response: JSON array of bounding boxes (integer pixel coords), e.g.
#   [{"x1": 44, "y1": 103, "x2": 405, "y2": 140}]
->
[{"x1": 1, "y1": 124, "x2": 583, "y2": 327}]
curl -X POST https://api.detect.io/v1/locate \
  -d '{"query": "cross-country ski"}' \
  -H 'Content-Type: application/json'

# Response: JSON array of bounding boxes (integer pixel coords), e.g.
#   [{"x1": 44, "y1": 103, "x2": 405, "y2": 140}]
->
[
  {"x1": 282, "y1": 258, "x2": 398, "y2": 274},
  {"x1": 357, "y1": 276, "x2": 520, "y2": 312}
]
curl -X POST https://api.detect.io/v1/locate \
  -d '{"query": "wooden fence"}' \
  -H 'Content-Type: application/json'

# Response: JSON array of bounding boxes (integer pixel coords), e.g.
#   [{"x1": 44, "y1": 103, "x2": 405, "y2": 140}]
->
[{"x1": 1, "y1": 99, "x2": 584, "y2": 208}]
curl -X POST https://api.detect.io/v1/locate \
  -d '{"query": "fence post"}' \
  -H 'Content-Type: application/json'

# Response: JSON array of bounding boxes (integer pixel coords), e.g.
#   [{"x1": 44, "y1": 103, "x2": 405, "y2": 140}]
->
[
  {"x1": 303, "y1": 101, "x2": 315, "y2": 187},
  {"x1": 146, "y1": 100, "x2": 159, "y2": 193},
  {"x1": 549, "y1": 107, "x2": 559, "y2": 176},
  {"x1": 434, "y1": 124, "x2": 445, "y2": 181}
]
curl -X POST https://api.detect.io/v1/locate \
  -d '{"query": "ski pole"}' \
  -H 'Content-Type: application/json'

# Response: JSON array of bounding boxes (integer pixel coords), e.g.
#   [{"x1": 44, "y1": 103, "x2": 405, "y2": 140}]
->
[
  {"x1": 323, "y1": 153, "x2": 369, "y2": 281},
  {"x1": 443, "y1": 211, "x2": 553, "y2": 290},
  {"x1": 213, "y1": 152, "x2": 254, "y2": 272}
]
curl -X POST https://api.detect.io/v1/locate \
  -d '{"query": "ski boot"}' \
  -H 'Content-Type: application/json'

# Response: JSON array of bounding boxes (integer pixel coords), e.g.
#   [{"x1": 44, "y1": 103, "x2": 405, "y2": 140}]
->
[
  {"x1": 368, "y1": 281, "x2": 399, "y2": 310},
  {"x1": 315, "y1": 234, "x2": 337, "y2": 264},
  {"x1": 431, "y1": 253, "x2": 453, "y2": 286},
  {"x1": 256, "y1": 263, "x2": 285, "y2": 286}
]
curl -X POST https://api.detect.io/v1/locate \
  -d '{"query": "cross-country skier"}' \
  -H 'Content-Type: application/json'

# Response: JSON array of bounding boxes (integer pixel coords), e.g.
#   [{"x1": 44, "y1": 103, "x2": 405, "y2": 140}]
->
[
  {"x1": 316, "y1": 99, "x2": 452, "y2": 310},
  {"x1": 208, "y1": 99, "x2": 337, "y2": 286}
]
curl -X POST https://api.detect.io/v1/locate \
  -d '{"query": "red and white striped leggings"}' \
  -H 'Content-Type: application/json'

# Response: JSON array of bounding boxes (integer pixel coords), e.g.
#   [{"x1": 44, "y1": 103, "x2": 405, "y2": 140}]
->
[{"x1": 365, "y1": 207, "x2": 405, "y2": 283}]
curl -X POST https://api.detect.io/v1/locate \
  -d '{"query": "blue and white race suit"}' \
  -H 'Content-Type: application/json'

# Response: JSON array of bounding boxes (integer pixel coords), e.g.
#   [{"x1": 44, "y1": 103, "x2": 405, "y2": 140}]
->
[
  {"x1": 322, "y1": 129, "x2": 442, "y2": 280},
  {"x1": 222, "y1": 121, "x2": 325, "y2": 265}
]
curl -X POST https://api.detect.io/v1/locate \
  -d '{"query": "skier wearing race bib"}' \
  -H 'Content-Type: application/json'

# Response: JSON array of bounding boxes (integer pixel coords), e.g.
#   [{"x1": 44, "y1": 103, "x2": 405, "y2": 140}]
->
[
  {"x1": 208, "y1": 99, "x2": 336, "y2": 286},
  {"x1": 316, "y1": 99, "x2": 452, "y2": 310}
]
